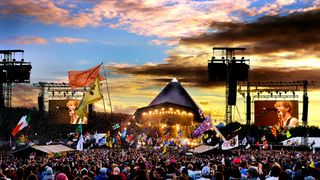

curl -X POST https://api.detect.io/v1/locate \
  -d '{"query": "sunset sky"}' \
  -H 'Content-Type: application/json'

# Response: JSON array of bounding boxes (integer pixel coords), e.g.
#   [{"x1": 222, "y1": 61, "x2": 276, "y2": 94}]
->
[{"x1": 1, "y1": 0, "x2": 320, "y2": 126}]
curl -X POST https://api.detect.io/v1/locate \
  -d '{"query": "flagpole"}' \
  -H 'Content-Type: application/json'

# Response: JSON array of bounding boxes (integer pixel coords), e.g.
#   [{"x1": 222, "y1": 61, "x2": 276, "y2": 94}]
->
[
  {"x1": 101, "y1": 63, "x2": 112, "y2": 117},
  {"x1": 101, "y1": 92, "x2": 108, "y2": 122}
]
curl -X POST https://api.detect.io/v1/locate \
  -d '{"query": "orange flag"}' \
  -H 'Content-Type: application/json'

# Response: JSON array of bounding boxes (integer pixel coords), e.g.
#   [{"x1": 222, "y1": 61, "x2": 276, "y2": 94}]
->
[{"x1": 68, "y1": 63, "x2": 104, "y2": 89}]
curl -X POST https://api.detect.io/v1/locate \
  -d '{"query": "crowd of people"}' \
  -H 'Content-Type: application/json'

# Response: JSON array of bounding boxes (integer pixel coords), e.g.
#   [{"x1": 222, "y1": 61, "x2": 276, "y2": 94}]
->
[{"x1": 1, "y1": 145, "x2": 319, "y2": 180}]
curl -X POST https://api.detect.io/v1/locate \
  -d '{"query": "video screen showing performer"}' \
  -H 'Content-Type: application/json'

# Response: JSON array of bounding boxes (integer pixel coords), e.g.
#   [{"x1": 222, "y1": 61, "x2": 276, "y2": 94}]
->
[
  {"x1": 255, "y1": 100, "x2": 299, "y2": 138},
  {"x1": 254, "y1": 100, "x2": 299, "y2": 127},
  {"x1": 48, "y1": 100, "x2": 88, "y2": 124},
  {"x1": 66, "y1": 100, "x2": 88, "y2": 124},
  {"x1": 274, "y1": 101, "x2": 299, "y2": 129}
]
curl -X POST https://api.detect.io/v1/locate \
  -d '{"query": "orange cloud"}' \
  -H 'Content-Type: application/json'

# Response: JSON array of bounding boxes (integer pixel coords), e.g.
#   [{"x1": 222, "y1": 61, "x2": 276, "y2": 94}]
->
[
  {"x1": 54, "y1": 37, "x2": 89, "y2": 43},
  {"x1": 0, "y1": 0, "x2": 99, "y2": 27},
  {"x1": 11, "y1": 84, "x2": 38, "y2": 108},
  {"x1": 1, "y1": 0, "x2": 315, "y2": 45},
  {"x1": 8, "y1": 36, "x2": 47, "y2": 45}
]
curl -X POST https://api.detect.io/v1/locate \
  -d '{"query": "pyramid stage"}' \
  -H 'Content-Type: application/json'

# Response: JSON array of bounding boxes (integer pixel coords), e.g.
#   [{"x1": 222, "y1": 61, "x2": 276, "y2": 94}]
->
[{"x1": 132, "y1": 78, "x2": 205, "y2": 139}]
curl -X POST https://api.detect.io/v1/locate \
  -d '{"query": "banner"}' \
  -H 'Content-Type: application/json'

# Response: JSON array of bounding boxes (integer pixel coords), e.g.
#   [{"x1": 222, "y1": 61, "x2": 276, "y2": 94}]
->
[
  {"x1": 192, "y1": 114, "x2": 213, "y2": 138},
  {"x1": 222, "y1": 135, "x2": 239, "y2": 150},
  {"x1": 68, "y1": 63, "x2": 104, "y2": 89},
  {"x1": 75, "y1": 76, "x2": 103, "y2": 120}
]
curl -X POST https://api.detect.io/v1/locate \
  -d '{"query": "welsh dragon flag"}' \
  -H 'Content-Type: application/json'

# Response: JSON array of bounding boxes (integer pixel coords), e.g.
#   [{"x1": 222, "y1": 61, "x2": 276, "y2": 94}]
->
[{"x1": 12, "y1": 115, "x2": 30, "y2": 137}]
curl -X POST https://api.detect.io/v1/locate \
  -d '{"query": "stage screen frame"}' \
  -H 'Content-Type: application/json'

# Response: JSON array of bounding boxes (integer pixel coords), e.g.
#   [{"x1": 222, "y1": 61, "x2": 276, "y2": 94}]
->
[
  {"x1": 48, "y1": 100, "x2": 88, "y2": 124},
  {"x1": 254, "y1": 100, "x2": 299, "y2": 126}
]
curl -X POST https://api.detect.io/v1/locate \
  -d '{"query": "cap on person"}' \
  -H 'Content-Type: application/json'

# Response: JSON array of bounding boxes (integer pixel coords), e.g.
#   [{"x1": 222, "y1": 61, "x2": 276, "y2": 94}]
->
[
  {"x1": 100, "y1": 167, "x2": 107, "y2": 174},
  {"x1": 56, "y1": 173, "x2": 68, "y2": 180},
  {"x1": 247, "y1": 166, "x2": 258, "y2": 175},
  {"x1": 45, "y1": 166, "x2": 53, "y2": 175},
  {"x1": 304, "y1": 176, "x2": 315, "y2": 180},
  {"x1": 113, "y1": 167, "x2": 120, "y2": 175}
]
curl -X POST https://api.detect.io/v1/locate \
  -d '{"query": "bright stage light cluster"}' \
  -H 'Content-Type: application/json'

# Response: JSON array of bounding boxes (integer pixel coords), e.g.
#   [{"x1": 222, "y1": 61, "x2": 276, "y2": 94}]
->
[{"x1": 141, "y1": 108, "x2": 193, "y2": 117}]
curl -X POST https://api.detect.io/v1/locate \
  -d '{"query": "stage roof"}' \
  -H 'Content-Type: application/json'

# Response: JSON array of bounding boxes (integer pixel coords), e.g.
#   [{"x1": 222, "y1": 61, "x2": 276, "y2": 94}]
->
[
  {"x1": 134, "y1": 78, "x2": 205, "y2": 122},
  {"x1": 148, "y1": 78, "x2": 201, "y2": 110}
]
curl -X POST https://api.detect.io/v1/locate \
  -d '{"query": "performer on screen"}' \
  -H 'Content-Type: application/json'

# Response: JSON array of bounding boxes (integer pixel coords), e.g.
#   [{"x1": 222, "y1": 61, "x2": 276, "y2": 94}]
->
[
  {"x1": 66, "y1": 100, "x2": 88, "y2": 124},
  {"x1": 271, "y1": 101, "x2": 298, "y2": 137}
]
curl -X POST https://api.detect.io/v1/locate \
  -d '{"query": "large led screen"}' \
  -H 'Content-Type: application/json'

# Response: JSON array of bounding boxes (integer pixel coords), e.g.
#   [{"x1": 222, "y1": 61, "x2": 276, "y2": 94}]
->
[
  {"x1": 254, "y1": 100, "x2": 298, "y2": 126},
  {"x1": 48, "y1": 100, "x2": 88, "y2": 124}
]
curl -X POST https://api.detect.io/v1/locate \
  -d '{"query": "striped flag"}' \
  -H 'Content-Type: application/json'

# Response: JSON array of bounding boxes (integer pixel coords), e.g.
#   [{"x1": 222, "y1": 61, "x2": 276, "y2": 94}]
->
[{"x1": 12, "y1": 115, "x2": 30, "y2": 137}]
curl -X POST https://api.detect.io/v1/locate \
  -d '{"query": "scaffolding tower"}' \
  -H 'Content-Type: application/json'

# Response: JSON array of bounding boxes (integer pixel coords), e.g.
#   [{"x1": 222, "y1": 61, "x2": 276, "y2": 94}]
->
[{"x1": 208, "y1": 47, "x2": 250, "y2": 124}]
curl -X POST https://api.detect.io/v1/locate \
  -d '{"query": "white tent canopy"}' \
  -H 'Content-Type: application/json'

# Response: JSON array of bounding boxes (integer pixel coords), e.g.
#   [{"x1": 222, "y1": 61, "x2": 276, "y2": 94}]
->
[{"x1": 32, "y1": 144, "x2": 74, "y2": 154}]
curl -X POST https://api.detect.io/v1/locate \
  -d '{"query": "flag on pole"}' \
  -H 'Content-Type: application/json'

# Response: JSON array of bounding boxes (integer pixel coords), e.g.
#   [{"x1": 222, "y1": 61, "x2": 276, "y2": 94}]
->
[
  {"x1": 105, "y1": 131, "x2": 113, "y2": 148},
  {"x1": 77, "y1": 134, "x2": 84, "y2": 151},
  {"x1": 98, "y1": 137, "x2": 107, "y2": 146},
  {"x1": 162, "y1": 143, "x2": 168, "y2": 155},
  {"x1": 121, "y1": 128, "x2": 127, "y2": 139},
  {"x1": 68, "y1": 63, "x2": 104, "y2": 89},
  {"x1": 75, "y1": 76, "x2": 103, "y2": 119},
  {"x1": 12, "y1": 115, "x2": 30, "y2": 137},
  {"x1": 246, "y1": 143, "x2": 251, "y2": 149},
  {"x1": 241, "y1": 137, "x2": 247, "y2": 146},
  {"x1": 192, "y1": 114, "x2": 213, "y2": 138}
]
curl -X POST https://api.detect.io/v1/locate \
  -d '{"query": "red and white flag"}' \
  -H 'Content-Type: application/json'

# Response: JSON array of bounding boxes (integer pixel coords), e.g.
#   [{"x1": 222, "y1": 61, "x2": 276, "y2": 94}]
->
[{"x1": 12, "y1": 115, "x2": 30, "y2": 137}]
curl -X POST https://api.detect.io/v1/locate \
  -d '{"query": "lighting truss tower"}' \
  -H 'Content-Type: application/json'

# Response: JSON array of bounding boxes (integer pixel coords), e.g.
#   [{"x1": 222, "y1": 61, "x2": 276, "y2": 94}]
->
[{"x1": 208, "y1": 47, "x2": 249, "y2": 124}]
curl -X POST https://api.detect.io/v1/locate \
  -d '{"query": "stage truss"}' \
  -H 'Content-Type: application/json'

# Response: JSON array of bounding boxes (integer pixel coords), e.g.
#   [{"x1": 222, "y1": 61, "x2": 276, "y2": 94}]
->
[
  {"x1": 238, "y1": 80, "x2": 317, "y2": 126},
  {"x1": 33, "y1": 82, "x2": 88, "y2": 112}
]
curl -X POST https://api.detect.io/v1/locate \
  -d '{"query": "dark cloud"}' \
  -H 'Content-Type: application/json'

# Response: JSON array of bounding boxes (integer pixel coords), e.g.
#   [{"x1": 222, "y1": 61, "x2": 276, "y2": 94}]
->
[
  {"x1": 108, "y1": 10, "x2": 320, "y2": 90},
  {"x1": 108, "y1": 63, "x2": 320, "y2": 89},
  {"x1": 181, "y1": 10, "x2": 320, "y2": 55},
  {"x1": 108, "y1": 64, "x2": 213, "y2": 87},
  {"x1": 250, "y1": 67, "x2": 320, "y2": 82}
]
